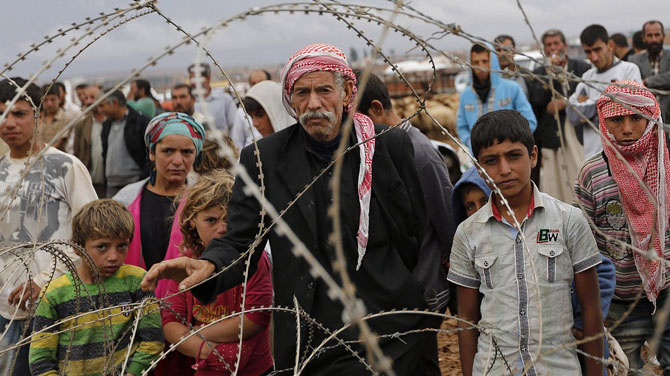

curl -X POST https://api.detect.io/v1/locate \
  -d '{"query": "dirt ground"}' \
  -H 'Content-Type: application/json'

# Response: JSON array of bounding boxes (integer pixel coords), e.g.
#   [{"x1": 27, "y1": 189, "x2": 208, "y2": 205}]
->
[
  {"x1": 437, "y1": 317, "x2": 461, "y2": 376},
  {"x1": 437, "y1": 316, "x2": 663, "y2": 375}
]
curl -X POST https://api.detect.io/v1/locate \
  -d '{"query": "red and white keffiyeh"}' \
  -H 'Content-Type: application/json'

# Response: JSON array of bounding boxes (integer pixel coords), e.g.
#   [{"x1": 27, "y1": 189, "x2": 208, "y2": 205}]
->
[
  {"x1": 280, "y1": 43, "x2": 376, "y2": 271},
  {"x1": 597, "y1": 80, "x2": 670, "y2": 305}
]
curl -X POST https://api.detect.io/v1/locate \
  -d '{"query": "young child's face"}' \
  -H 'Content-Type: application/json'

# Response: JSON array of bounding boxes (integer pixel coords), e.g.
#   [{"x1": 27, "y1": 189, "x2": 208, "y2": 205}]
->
[
  {"x1": 461, "y1": 186, "x2": 489, "y2": 218},
  {"x1": 193, "y1": 206, "x2": 227, "y2": 248},
  {"x1": 604, "y1": 114, "x2": 648, "y2": 146},
  {"x1": 84, "y1": 237, "x2": 129, "y2": 278},
  {"x1": 478, "y1": 139, "x2": 537, "y2": 199}
]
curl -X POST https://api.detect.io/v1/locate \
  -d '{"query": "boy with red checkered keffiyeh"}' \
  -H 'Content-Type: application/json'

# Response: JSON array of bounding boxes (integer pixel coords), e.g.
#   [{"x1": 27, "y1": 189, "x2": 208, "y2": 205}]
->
[{"x1": 574, "y1": 80, "x2": 670, "y2": 372}]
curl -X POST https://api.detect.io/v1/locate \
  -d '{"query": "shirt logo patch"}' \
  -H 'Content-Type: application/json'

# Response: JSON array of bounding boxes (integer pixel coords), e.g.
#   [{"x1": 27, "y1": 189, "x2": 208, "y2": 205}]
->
[
  {"x1": 537, "y1": 229, "x2": 559, "y2": 243},
  {"x1": 605, "y1": 200, "x2": 626, "y2": 230},
  {"x1": 606, "y1": 239, "x2": 629, "y2": 261},
  {"x1": 465, "y1": 104, "x2": 475, "y2": 112}
]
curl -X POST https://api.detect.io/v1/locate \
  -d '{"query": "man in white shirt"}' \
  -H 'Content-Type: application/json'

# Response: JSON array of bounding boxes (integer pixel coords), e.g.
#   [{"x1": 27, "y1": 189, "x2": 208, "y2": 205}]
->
[
  {"x1": 567, "y1": 24, "x2": 642, "y2": 160},
  {"x1": 0, "y1": 77, "x2": 97, "y2": 376},
  {"x1": 171, "y1": 83, "x2": 214, "y2": 130}
]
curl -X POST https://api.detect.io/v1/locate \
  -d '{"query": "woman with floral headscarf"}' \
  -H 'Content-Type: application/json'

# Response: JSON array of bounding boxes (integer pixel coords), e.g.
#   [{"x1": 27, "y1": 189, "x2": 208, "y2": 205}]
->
[
  {"x1": 113, "y1": 112, "x2": 206, "y2": 276},
  {"x1": 574, "y1": 80, "x2": 670, "y2": 373}
]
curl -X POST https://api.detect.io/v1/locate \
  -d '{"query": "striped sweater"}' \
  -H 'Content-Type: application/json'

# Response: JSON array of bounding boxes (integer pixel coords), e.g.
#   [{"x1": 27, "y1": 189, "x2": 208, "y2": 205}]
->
[
  {"x1": 29, "y1": 265, "x2": 164, "y2": 376},
  {"x1": 574, "y1": 152, "x2": 670, "y2": 300}
]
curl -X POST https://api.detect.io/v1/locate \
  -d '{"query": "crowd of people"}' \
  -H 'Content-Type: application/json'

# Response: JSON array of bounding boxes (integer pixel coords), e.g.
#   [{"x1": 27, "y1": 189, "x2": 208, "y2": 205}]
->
[{"x1": 0, "y1": 18, "x2": 668, "y2": 376}]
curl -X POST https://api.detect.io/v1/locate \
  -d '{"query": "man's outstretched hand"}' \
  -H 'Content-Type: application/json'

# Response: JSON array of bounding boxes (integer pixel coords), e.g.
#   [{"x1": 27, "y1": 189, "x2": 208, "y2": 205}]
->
[
  {"x1": 8, "y1": 279, "x2": 41, "y2": 311},
  {"x1": 141, "y1": 257, "x2": 216, "y2": 292}
]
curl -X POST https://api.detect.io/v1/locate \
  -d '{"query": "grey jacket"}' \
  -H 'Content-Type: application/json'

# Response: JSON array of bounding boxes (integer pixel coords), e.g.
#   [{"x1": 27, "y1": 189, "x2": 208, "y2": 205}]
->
[{"x1": 629, "y1": 49, "x2": 670, "y2": 123}]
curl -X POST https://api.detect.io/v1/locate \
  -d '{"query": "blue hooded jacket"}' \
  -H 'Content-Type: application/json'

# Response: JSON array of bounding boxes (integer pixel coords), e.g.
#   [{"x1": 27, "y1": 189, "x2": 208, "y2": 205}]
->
[
  {"x1": 457, "y1": 44, "x2": 537, "y2": 152},
  {"x1": 451, "y1": 167, "x2": 491, "y2": 226}
]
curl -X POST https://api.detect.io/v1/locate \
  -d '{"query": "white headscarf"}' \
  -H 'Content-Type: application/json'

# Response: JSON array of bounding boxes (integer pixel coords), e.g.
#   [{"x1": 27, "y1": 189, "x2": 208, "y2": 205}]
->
[{"x1": 245, "y1": 81, "x2": 294, "y2": 134}]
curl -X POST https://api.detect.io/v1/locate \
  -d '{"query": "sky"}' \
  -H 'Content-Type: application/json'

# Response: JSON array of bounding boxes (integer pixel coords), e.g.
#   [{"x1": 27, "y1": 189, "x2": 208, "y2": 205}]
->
[{"x1": 1, "y1": 0, "x2": 669, "y2": 81}]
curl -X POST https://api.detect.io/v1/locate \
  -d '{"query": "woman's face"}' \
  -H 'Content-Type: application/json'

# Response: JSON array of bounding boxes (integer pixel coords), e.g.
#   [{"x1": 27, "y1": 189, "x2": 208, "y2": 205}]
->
[
  {"x1": 149, "y1": 134, "x2": 196, "y2": 184},
  {"x1": 193, "y1": 206, "x2": 227, "y2": 247}
]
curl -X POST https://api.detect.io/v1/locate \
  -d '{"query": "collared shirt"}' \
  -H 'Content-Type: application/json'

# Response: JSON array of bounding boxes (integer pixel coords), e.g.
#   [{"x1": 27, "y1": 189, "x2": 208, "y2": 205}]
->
[
  {"x1": 195, "y1": 89, "x2": 249, "y2": 150},
  {"x1": 649, "y1": 50, "x2": 663, "y2": 76},
  {"x1": 195, "y1": 89, "x2": 237, "y2": 134},
  {"x1": 574, "y1": 152, "x2": 670, "y2": 301},
  {"x1": 448, "y1": 184, "x2": 601, "y2": 375}
]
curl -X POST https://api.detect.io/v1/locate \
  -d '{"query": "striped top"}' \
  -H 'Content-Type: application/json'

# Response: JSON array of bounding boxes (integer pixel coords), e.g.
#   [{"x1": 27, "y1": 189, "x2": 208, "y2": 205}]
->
[
  {"x1": 574, "y1": 152, "x2": 670, "y2": 300},
  {"x1": 29, "y1": 265, "x2": 164, "y2": 376}
]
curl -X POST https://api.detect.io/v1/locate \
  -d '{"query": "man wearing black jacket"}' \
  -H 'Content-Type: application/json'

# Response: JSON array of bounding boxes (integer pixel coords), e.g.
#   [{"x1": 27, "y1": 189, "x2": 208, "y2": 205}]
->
[
  {"x1": 142, "y1": 43, "x2": 436, "y2": 375},
  {"x1": 355, "y1": 70, "x2": 454, "y2": 375},
  {"x1": 528, "y1": 29, "x2": 591, "y2": 202},
  {"x1": 99, "y1": 89, "x2": 150, "y2": 197}
]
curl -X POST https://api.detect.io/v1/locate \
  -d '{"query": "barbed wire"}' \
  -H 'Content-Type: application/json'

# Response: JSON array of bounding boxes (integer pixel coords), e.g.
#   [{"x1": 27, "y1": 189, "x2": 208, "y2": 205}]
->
[{"x1": 1, "y1": 1, "x2": 669, "y2": 375}]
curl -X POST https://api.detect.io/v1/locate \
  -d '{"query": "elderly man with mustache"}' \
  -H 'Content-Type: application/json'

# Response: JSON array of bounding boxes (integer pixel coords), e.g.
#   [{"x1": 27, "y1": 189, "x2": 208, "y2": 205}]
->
[{"x1": 141, "y1": 43, "x2": 436, "y2": 374}]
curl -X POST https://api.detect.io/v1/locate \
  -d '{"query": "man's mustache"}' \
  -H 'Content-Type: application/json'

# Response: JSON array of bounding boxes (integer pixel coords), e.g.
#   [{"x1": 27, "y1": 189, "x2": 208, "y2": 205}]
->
[
  {"x1": 173, "y1": 104, "x2": 191, "y2": 113},
  {"x1": 299, "y1": 110, "x2": 336, "y2": 125}
]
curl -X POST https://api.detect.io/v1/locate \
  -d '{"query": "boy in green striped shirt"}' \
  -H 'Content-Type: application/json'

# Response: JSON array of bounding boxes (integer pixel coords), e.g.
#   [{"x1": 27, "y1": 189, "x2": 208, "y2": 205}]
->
[{"x1": 29, "y1": 199, "x2": 164, "y2": 376}]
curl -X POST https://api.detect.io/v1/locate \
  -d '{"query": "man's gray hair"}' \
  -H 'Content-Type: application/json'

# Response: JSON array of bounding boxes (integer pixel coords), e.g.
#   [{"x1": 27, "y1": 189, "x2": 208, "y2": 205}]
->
[
  {"x1": 333, "y1": 71, "x2": 350, "y2": 102},
  {"x1": 541, "y1": 29, "x2": 566, "y2": 45},
  {"x1": 333, "y1": 71, "x2": 346, "y2": 98}
]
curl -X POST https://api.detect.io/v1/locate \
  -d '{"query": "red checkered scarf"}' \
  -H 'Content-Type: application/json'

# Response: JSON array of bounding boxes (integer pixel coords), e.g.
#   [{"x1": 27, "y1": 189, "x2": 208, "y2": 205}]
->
[
  {"x1": 597, "y1": 80, "x2": 670, "y2": 305},
  {"x1": 280, "y1": 43, "x2": 376, "y2": 271}
]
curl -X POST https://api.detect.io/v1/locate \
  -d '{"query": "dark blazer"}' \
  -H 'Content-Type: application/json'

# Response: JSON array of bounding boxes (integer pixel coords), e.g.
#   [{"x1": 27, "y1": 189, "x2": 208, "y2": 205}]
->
[
  {"x1": 194, "y1": 122, "x2": 433, "y2": 374},
  {"x1": 101, "y1": 106, "x2": 150, "y2": 179},
  {"x1": 528, "y1": 58, "x2": 591, "y2": 149},
  {"x1": 629, "y1": 49, "x2": 670, "y2": 121}
]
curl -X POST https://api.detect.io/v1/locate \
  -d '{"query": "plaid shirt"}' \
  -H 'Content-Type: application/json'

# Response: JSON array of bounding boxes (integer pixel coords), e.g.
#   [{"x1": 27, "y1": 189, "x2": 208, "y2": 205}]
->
[
  {"x1": 449, "y1": 184, "x2": 601, "y2": 375},
  {"x1": 574, "y1": 152, "x2": 670, "y2": 301},
  {"x1": 649, "y1": 50, "x2": 663, "y2": 76}
]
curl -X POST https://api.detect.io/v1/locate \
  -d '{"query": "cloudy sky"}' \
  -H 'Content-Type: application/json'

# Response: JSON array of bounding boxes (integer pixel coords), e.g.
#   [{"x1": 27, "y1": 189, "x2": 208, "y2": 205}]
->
[{"x1": 2, "y1": 0, "x2": 668, "y2": 81}]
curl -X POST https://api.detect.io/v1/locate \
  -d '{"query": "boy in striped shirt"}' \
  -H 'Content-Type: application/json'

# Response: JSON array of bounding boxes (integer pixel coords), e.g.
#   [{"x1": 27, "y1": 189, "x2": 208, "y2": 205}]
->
[
  {"x1": 29, "y1": 199, "x2": 164, "y2": 376},
  {"x1": 574, "y1": 80, "x2": 670, "y2": 373}
]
